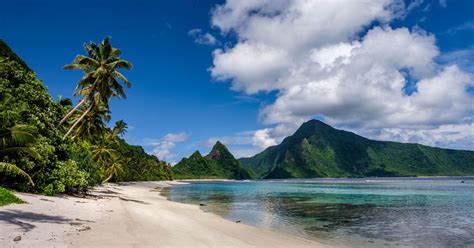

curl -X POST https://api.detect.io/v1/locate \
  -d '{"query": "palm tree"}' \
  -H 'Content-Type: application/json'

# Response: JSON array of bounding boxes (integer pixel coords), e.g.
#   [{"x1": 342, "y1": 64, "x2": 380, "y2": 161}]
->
[
  {"x1": 91, "y1": 140, "x2": 120, "y2": 183},
  {"x1": 101, "y1": 155, "x2": 126, "y2": 183},
  {"x1": 57, "y1": 96, "x2": 73, "y2": 108},
  {"x1": 0, "y1": 125, "x2": 37, "y2": 186},
  {"x1": 91, "y1": 121, "x2": 128, "y2": 183},
  {"x1": 59, "y1": 37, "x2": 132, "y2": 139},
  {"x1": 112, "y1": 120, "x2": 128, "y2": 137},
  {"x1": 70, "y1": 102, "x2": 111, "y2": 141},
  {"x1": 0, "y1": 94, "x2": 38, "y2": 186}
]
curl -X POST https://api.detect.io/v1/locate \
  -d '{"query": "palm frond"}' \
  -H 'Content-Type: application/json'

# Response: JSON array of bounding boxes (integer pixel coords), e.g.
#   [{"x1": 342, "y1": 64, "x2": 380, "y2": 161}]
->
[
  {"x1": 111, "y1": 71, "x2": 132, "y2": 88},
  {"x1": 1, "y1": 146, "x2": 40, "y2": 160},
  {"x1": 8, "y1": 125, "x2": 37, "y2": 144},
  {"x1": 0, "y1": 162, "x2": 34, "y2": 186},
  {"x1": 108, "y1": 60, "x2": 132, "y2": 70}
]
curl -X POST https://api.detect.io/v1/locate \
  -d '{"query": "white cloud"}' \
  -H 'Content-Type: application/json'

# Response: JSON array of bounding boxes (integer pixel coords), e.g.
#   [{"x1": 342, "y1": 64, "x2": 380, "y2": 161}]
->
[
  {"x1": 188, "y1": 28, "x2": 219, "y2": 45},
  {"x1": 146, "y1": 132, "x2": 189, "y2": 162},
  {"x1": 361, "y1": 119, "x2": 474, "y2": 150},
  {"x1": 252, "y1": 128, "x2": 277, "y2": 149},
  {"x1": 208, "y1": 0, "x2": 474, "y2": 152},
  {"x1": 211, "y1": 43, "x2": 290, "y2": 93}
]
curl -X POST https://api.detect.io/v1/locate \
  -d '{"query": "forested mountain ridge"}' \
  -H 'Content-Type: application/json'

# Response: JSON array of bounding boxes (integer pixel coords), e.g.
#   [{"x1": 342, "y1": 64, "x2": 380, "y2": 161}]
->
[
  {"x1": 173, "y1": 141, "x2": 254, "y2": 179},
  {"x1": 240, "y1": 120, "x2": 474, "y2": 179}
]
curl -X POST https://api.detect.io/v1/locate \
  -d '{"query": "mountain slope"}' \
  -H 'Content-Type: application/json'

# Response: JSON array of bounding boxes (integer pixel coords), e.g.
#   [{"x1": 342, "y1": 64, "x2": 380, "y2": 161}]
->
[
  {"x1": 173, "y1": 141, "x2": 254, "y2": 179},
  {"x1": 240, "y1": 120, "x2": 474, "y2": 179},
  {"x1": 0, "y1": 39, "x2": 31, "y2": 71}
]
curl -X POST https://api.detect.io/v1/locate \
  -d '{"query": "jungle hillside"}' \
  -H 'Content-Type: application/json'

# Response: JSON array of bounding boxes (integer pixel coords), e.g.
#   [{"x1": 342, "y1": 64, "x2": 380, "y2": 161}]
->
[{"x1": 0, "y1": 38, "x2": 172, "y2": 195}]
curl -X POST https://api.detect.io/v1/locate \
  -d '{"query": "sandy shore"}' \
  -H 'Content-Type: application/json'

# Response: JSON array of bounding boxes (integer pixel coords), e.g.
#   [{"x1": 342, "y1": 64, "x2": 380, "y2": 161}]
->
[{"x1": 0, "y1": 181, "x2": 333, "y2": 248}]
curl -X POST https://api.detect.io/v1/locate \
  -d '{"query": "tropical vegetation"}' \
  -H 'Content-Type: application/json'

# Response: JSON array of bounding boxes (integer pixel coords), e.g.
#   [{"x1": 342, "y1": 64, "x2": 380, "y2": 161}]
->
[
  {"x1": 0, "y1": 186, "x2": 24, "y2": 206},
  {"x1": 0, "y1": 38, "x2": 172, "y2": 196}
]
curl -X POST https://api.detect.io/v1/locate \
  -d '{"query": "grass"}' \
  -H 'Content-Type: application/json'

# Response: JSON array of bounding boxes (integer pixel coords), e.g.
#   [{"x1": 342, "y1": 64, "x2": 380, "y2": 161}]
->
[{"x1": 0, "y1": 186, "x2": 24, "y2": 206}]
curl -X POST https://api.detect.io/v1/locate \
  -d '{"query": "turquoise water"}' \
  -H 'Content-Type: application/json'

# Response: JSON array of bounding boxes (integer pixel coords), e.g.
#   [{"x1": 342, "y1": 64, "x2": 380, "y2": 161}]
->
[{"x1": 161, "y1": 177, "x2": 474, "y2": 248}]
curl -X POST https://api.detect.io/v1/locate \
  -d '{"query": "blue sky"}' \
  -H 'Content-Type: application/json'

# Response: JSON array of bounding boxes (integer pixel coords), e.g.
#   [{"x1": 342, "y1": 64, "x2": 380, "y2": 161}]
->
[{"x1": 1, "y1": 0, "x2": 473, "y2": 163}]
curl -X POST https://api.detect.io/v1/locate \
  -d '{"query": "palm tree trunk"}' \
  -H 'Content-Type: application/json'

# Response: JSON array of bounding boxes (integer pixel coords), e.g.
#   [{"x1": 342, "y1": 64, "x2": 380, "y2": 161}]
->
[
  {"x1": 57, "y1": 96, "x2": 88, "y2": 127},
  {"x1": 102, "y1": 173, "x2": 113, "y2": 184},
  {"x1": 62, "y1": 102, "x2": 94, "y2": 140},
  {"x1": 58, "y1": 83, "x2": 97, "y2": 127}
]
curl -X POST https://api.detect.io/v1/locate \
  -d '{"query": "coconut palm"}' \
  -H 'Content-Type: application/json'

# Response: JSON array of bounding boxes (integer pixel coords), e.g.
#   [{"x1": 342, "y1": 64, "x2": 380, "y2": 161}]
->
[
  {"x1": 70, "y1": 102, "x2": 111, "y2": 141},
  {"x1": 57, "y1": 96, "x2": 73, "y2": 108},
  {"x1": 59, "y1": 37, "x2": 132, "y2": 139},
  {"x1": 112, "y1": 120, "x2": 128, "y2": 137},
  {"x1": 0, "y1": 126, "x2": 37, "y2": 186},
  {"x1": 101, "y1": 155, "x2": 126, "y2": 183},
  {"x1": 91, "y1": 121, "x2": 128, "y2": 183},
  {"x1": 91, "y1": 140, "x2": 121, "y2": 183},
  {"x1": 0, "y1": 94, "x2": 38, "y2": 186}
]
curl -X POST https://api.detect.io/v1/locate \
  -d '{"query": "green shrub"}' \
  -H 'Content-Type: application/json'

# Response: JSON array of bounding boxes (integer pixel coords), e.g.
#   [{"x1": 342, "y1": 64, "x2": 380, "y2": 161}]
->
[{"x1": 0, "y1": 186, "x2": 24, "y2": 206}]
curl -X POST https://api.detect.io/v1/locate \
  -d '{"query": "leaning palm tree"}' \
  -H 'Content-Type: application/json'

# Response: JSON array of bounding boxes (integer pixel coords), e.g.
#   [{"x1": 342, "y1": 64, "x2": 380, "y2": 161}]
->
[
  {"x1": 91, "y1": 121, "x2": 129, "y2": 183},
  {"x1": 91, "y1": 141, "x2": 119, "y2": 183},
  {"x1": 70, "y1": 102, "x2": 111, "y2": 141},
  {"x1": 59, "y1": 37, "x2": 132, "y2": 139},
  {"x1": 101, "y1": 155, "x2": 126, "y2": 183}
]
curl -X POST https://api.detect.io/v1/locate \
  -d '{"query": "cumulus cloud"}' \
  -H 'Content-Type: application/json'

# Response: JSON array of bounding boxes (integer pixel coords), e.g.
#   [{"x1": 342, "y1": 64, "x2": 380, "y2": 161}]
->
[
  {"x1": 188, "y1": 28, "x2": 219, "y2": 45},
  {"x1": 209, "y1": 0, "x2": 474, "y2": 151},
  {"x1": 146, "y1": 132, "x2": 189, "y2": 162},
  {"x1": 252, "y1": 129, "x2": 277, "y2": 149},
  {"x1": 359, "y1": 119, "x2": 474, "y2": 150}
]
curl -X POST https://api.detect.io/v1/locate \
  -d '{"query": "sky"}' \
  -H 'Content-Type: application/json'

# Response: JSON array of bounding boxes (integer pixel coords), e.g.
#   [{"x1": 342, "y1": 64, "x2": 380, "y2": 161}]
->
[{"x1": 1, "y1": 0, "x2": 473, "y2": 164}]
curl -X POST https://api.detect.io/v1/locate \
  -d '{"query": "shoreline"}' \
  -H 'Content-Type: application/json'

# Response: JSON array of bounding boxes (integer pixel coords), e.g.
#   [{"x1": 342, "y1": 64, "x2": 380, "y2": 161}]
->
[{"x1": 0, "y1": 181, "x2": 333, "y2": 247}]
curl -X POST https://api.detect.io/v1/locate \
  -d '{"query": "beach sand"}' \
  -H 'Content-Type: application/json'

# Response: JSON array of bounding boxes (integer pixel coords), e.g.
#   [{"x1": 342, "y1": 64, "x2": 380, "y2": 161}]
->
[{"x1": 0, "y1": 181, "x2": 333, "y2": 247}]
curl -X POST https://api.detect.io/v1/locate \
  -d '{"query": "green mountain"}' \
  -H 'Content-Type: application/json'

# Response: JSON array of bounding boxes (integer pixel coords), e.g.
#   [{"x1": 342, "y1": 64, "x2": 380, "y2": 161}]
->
[
  {"x1": 173, "y1": 141, "x2": 254, "y2": 179},
  {"x1": 240, "y1": 120, "x2": 474, "y2": 179}
]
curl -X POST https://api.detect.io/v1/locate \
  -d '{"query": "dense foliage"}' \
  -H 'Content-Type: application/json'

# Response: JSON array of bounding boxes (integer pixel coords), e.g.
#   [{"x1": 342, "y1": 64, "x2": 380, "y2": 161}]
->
[
  {"x1": 0, "y1": 39, "x2": 172, "y2": 195},
  {"x1": 173, "y1": 141, "x2": 253, "y2": 179},
  {"x1": 240, "y1": 120, "x2": 474, "y2": 179},
  {"x1": 115, "y1": 139, "x2": 173, "y2": 181}
]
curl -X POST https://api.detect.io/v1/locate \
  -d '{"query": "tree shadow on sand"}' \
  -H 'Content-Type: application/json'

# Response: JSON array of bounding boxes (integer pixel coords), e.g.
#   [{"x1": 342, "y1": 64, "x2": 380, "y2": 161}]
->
[
  {"x1": 82, "y1": 188, "x2": 150, "y2": 205},
  {"x1": 118, "y1": 196, "x2": 150, "y2": 205},
  {"x1": 0, "y1": 210, "x2": 72, "y2": 232}
]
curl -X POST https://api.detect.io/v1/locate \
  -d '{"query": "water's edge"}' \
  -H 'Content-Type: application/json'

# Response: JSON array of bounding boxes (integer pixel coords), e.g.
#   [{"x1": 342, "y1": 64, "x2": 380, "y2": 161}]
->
[
  {"x1": 157, "y1": 181, "x2": 334, "y2": 246},
  {"x1": 159, "y1": 177, "x2": 474, "y2": 248}
]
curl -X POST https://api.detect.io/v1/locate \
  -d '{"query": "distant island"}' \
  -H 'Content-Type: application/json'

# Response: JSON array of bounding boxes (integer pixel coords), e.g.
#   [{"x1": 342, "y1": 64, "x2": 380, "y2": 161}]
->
[{"x1": 175, "y1": 120, "x2": 474, "y2": 180}]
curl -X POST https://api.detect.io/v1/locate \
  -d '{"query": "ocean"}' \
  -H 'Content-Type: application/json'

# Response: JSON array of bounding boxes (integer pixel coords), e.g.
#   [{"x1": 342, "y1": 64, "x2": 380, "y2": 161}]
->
[{"x1": 161, "y1": 177, "x2": 474, "y2": 248}]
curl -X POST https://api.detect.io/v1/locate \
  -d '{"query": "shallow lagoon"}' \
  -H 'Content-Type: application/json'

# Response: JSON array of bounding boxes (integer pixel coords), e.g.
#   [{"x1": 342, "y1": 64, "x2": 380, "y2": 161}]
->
[{"x1": 161, "y1": 177, "x2": 474, "y2": 248}]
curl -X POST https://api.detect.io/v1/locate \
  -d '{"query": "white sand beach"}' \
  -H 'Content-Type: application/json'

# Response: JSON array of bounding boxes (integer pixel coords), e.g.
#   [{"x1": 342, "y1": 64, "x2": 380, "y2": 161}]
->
[{"x1": 0, "y1": 181, "x2": 333, "y2": 247}]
